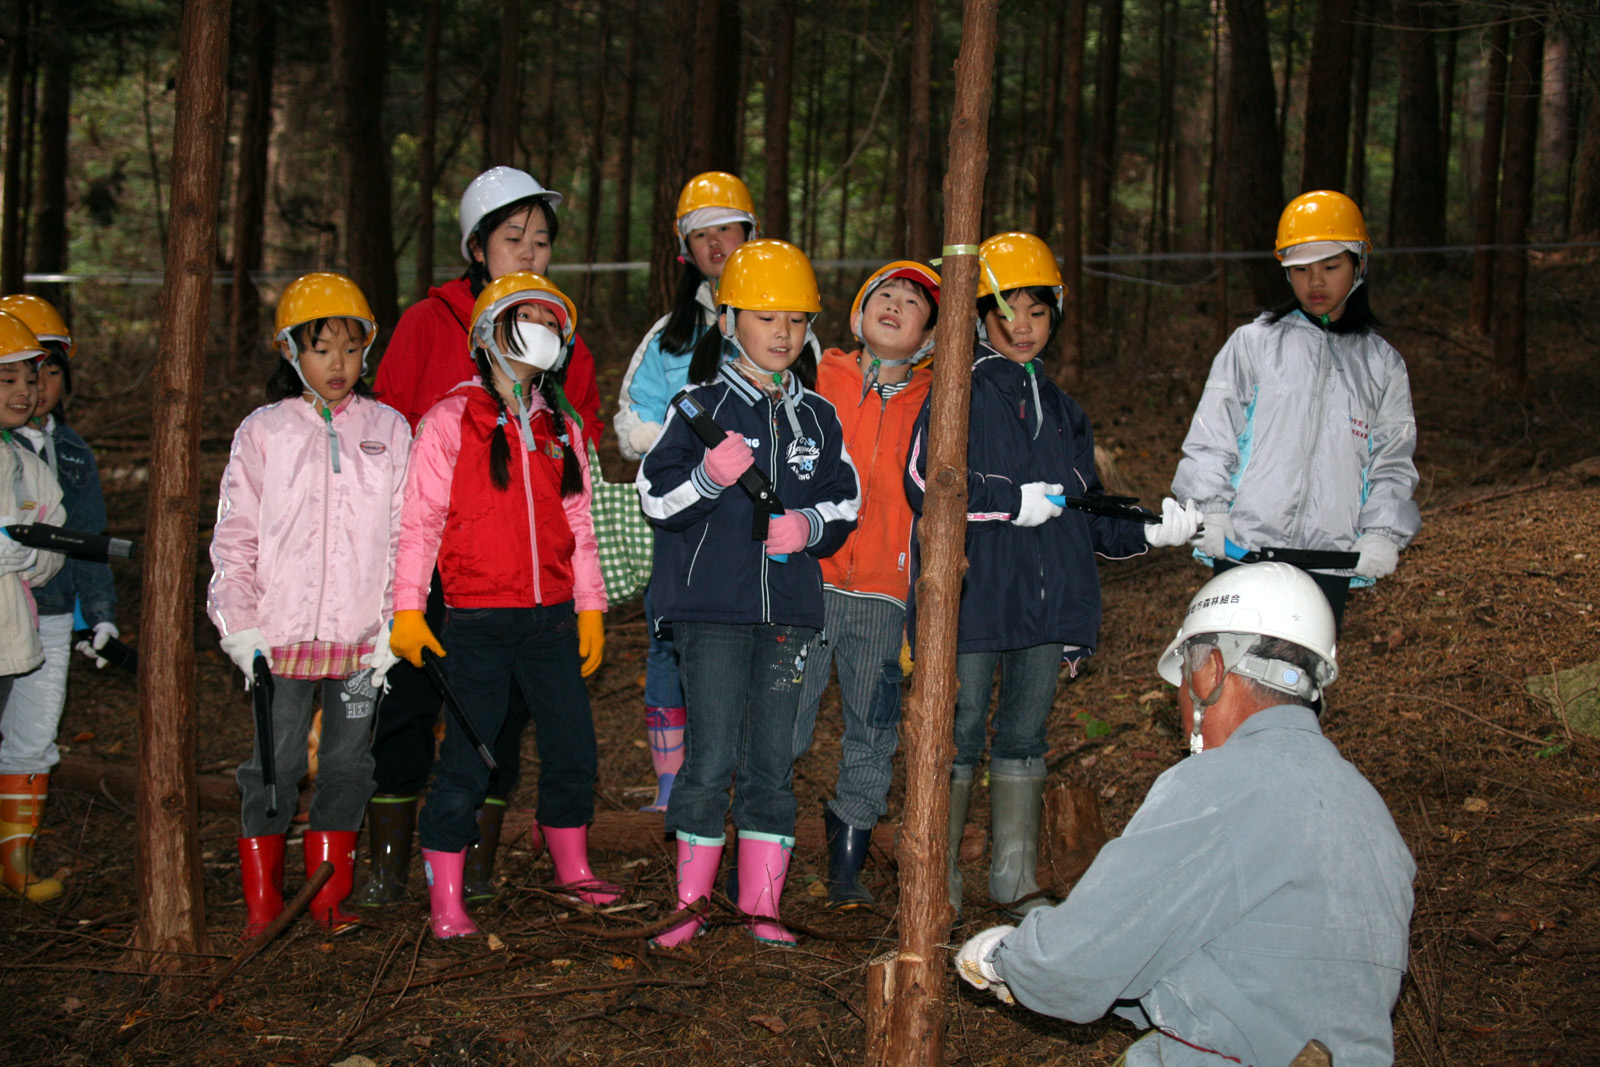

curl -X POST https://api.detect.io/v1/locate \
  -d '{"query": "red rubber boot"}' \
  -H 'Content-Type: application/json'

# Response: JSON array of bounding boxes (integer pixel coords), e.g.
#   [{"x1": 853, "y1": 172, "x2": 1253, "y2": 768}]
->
[{"x1": 237, "y1": 835, "x2": 286, "y2": 941}]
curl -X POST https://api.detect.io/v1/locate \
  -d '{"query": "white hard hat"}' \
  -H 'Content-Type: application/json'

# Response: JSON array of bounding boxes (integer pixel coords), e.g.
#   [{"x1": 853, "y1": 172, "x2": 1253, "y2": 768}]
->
[
  {"x1": 459, "y1": 167, "x2": 563, "y2": 262},
  {"x1": 1157, "y1": 562, "x2": 1338, "y2": 690}
]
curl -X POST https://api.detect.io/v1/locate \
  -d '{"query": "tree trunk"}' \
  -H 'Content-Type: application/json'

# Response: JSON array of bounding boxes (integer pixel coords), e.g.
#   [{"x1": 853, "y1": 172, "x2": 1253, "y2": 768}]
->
[
  {"x1": 689, "y1": 0, "x2": 740, "y2": 172},
  {"x1": 1083, "y1": 0, "x2": 1123, "y2": 326},
  {"x1": 413, "y1": 0, "x2": 440, "y2": 302},
  {"x1": 1436, "y1": 4, "x2": 1458, "y2": 200},
  {"x1": 1031, "y1": 0, "x2": 1067, "y2": 243},
  {"x1": 1347, "y1": 0, "x2": 1374, "y2": 206},
  {"x1": 1539, "y1": 33, "x2": 1573, "y2": 235},
  {"x1": 871, "y1": 1, "x2": 998, "y2": 1062},
  {"x1": 228, "y1": 0, "x2": 275, "y2": 372},
  {"x1": 1493, "y1": 17, "x2": 1544, "y2": 397},
  {"x1": 29, "y1": 25, "x2": 69, "y2": 310},
  {"x1": 128, "y1": 0, "x2": 230, "y2": 970},
  {"x1": 1053, "y1": 0, "x2": 1087, "y2": 386},
  {"x1": 1468, "y1": 17, "x2": 1509, "y2": 335},
  {"x1": 1570, "y1": 61, "x2": 1600, "y2": 242},
  {"x1": 1298, "y1": 0, "x2": 1354, "y2": 192},
  {"x1": 1277, "y1": 0, "x2": 1295, "y2": 155},
  {"x1": 1388, "y1": 0, "x2": 1446, "y2": 255},
  {"x1": 835, "y1": 34, "x2": 859, "y2": 260},
  {"x1": 328, "y1": 0, "x2": 399, "y2": 354},
  {"x1": 609, "y1": 0, "x2": 640, "y2": 309},
  {"x1": 647, "y1": 0, "x2": 696, "y2": 317},
  {"x1": 579, "y1": 9, "x2": 610, "y2": 311},
  {"x1": 763, "y1": 0, "x2": 795, "y2": 238},
  {"x1": 1223, "y1": 0, "x2": 1282, "y2": 306},
  {"x1": 1, "y1": 0, "x2": 31, "y2": 294},
  {"x1": 488, "y1": 0, "x2": 522, "y2": 164},
  {"x1": 539, "y1": 1, "x2": 561, "y2": 178},
  {"x1": 904, "y1": 0, "x2": 934, "y2": 257}
]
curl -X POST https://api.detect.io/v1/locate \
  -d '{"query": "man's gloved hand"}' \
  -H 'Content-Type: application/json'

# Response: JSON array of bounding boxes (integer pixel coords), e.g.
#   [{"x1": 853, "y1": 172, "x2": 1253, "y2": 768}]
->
[
  {"x1": 361, "y1": 619, "x2": 401, "y2": 687},
  {"x1": 74, "y1": 621, "x2": 120, "y2": 669},
  {"x1": 702, "y1": 430, "x2": 755, "y2": 487},
  {"x1": 577, "y1": 609, "x2": 605, "y2": 677},
  {"x1": 955, "y1": 925, "x2": 1017, "y2": 1004},
  {"x1": 0, "y1": 518, "x2": 36, "y2": 574},
  {"x1": 1012, "y1": 483, "x2": 1064, "y2": 528},
  {"x1": 390, "y1": 610, "x2": 444, "y2": 669},
  {"x1": 219, "y1": 628, "x2": 272, "y2": 686},
  {"x1": 1145, "y1": 498, "x2": 1202, "y2": 548},
  {"x1": 1193, "y1": 510, "x2": 1235, "y2": 559},
  {"x1": 1353, "y1": 532, "x2": 1400, "y2": 580},
  {"x1": 627, "y1": 421, "x2": 663, "y2": 458},
  {"x1": 765, "y1": 510, "x2": 810, "y2": 555}
]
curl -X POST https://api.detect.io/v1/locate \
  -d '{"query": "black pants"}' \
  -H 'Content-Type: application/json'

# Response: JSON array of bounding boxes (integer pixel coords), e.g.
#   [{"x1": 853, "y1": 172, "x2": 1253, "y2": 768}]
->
[
  {"x1": 1212, "y1": 559, "x2": 1350, "y2": 631},
  {"x1": 368, "y1": 575, "x2": 529, "y2": 796}
]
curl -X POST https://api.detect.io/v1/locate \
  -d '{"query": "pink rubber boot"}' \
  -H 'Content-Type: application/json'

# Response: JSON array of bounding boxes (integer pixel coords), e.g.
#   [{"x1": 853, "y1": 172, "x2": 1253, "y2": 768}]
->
[
  {"x1": 420, "y1": 848, "x2": 479, "y2": 939},
  {"x1": 542, "y1": 824, "x2": 623, "y2": 905},
  {"x1": 737, "y1": 832, "x2": 796, "y2": 946},
  {"x1": 641, "y1": 706, "x2": 687, "y2": 812},
  {"x1": 651, "y1": 833, "x2": 724, "y2": 948}
]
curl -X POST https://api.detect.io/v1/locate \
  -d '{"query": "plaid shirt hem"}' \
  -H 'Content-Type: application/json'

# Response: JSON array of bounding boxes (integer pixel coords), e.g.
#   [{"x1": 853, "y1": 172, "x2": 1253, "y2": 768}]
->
[{"x1": 269, "y1": 640, "x2": 372, "y2": 680}]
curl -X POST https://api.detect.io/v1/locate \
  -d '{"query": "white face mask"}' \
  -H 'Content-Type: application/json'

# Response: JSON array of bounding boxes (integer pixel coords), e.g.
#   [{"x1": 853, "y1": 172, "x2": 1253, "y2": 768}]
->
[{"x1": 503, "y1": 319, "x2": 564, "y2": 372}]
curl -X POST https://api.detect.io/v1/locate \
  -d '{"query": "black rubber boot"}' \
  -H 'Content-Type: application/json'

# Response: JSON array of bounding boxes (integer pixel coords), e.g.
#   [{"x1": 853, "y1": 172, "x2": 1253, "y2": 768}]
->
[
  {"x1": 355, "y1": 794, "x2": 417, "y2": 908},
  {"x1": 822, "y1": 806, "x2": 874, "y2": 909},
  {"x1": 463, "y1": 797, "x2": 508, "y2": 903}
]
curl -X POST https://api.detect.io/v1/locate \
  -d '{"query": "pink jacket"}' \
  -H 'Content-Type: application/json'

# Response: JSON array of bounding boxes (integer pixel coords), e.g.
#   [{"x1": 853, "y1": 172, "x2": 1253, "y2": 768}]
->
[
  {"x1": 394, "y1": 381, "x2": 604, "y2": 614},
  {"x1": 208, "y1": 395, "x2": 412, "y2": 646}
]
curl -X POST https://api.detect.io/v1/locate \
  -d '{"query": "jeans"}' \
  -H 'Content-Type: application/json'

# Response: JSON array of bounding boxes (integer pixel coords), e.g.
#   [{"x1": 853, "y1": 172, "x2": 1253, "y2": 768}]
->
[
  {"x1": 417, "y1": 603, "x2": 596, "y2": 852},
  {"x1": 237, "y1": 670, "x2": 378, "y2": 836},
  {"x1": 792, "y1": 591, "x2": 905, "y2": 830},
  {"x1": 953, "y1": 643, "x2": 1064, "y2": 768},
  {"x1": 643, "y1": 582, "x2": 684, "y2": 708},
  {"x1": 666, "y1": 621, "x2": 817, "y2": 840},
  {"x1": 0, "y1": 612, "x2": 72, "y2": 774}
]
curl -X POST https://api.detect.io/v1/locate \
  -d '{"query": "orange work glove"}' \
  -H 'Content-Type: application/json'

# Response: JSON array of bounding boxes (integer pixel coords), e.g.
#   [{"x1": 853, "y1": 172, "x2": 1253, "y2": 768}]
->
[
  {"x1": 390, "y1": 609, "x2": 444, "y2": 668},
  {"x1": 577, "y1": 609, "x2": 605, "y2": 678}
]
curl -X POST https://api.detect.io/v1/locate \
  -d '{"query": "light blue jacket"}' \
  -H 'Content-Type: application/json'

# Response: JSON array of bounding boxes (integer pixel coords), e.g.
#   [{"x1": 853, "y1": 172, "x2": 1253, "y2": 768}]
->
[{"x1": 614, "y1": 280, "x2": 717, "y2": 460}]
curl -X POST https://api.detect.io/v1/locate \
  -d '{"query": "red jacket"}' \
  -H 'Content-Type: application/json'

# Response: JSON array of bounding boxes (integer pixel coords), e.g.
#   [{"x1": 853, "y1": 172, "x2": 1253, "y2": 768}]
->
[
  {"x1": 373, "y1": 276, "x2": 602, "y2": 445},
  {"x1": 814, "y1": 348, "x2": 932, "y2": 604},
  {"x1": 394, "y1": 382, "x2": 605, "y2": 613}
]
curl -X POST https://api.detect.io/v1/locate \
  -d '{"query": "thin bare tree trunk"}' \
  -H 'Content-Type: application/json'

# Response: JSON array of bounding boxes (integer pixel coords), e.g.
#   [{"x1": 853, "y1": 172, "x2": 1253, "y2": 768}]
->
[
  {"x1": 488, "y1": 0, "x2": 522, "y2": 164},
  {"x1": 1570, "y1": 60, "x2": 1600, "y2": 242},
  {"x1": 610, "y1": 0, "x2": 640, "y2": 309},
  {"x1": 1277, "y1": 0, "x2": 1295, "y2": 154},
  {"x1": 1347, "y1": 0, "x2": 1374, "y2": 206},
  {"x1": 29, "y1": 24, "x2": 69, "y2": 310},
  {"x1": 905, "y1": 0, "x2": 934, "y2": 257},
  {"x1": 1031, "y1": 0, "x2": 1067, "y2": 242},
  {"x1": 1, "y1": 0, "x2": 31, "y2": 293},
  {"x1": 835, "y1": 33, "x2": 859, "y2": 260},
  {"x1": 1437, "y1": 4, "x2": 1458, "y2": 201},
  {"x1": 647, "y1": 0, "x2": 696, "y2": 316},
  {"x1": 1054, "y1": 0, "x2": 1086, "y2": 386},
  {"x1": 1389, "y1": 0, "x2": 1445, "y2": 254},
  {"x1": 1084, "y1": 0, "x2": 1123, "y2": 326},
  {"x1": 1493, "y1": 16, "x2": 1544, "y2": 397},
  {"x1": 1224, "y1": 0, "x2": 1282, "y2": 306},
  {"x1": 869, "y1": 2, "x2": 998, "y2": 1064},
  {"x1": 763, "y1": 0, "x2": 795, "y2": 238},
  {"x1": 1299, "y1": 0, "x2": 1354, "y2": 192},
  {"x1": 229, "y1": 0, "x2": 275, "y2": 372},
  {"x1": 710, "y1": 0, "x2": 740, "y2": 169},
  {"x1": 1469, "y1": 17, "x2": 1509, "y2": 335},
  {"x1": 128, "y1": 0, "x2": 231, "y2": 970},
  {"x1": 413, "y1": 0, "x2": 440, "y2": 302},
  {"x1": 579, "y1": 9, "x2": 610, "y2": 311}
]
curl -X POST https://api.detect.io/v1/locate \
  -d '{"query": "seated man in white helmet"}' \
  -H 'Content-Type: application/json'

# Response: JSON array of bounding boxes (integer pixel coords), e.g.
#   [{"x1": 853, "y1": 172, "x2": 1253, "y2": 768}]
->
[{"x1": 954, "y1": 562, "x2": 1415, "y2": 1067}]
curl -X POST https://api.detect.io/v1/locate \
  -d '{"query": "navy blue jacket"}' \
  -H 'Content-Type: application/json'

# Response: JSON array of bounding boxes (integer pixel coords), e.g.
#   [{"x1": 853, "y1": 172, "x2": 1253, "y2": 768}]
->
[
  {"x1": 904, "y1": 345, "x2": 1146, "y2": 654},
  {"x1": 637, "y1": 363, "x2": 861, "y2": 630},
  {"x1": 18, "y1": 419, "x2": 117, "y2": 626}
]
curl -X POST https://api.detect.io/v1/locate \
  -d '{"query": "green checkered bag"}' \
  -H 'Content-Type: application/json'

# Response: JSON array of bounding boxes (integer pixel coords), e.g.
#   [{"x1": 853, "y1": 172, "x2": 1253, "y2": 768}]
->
[{"x1": 587, "y1": 442, "x2": 653, "y2": 604}]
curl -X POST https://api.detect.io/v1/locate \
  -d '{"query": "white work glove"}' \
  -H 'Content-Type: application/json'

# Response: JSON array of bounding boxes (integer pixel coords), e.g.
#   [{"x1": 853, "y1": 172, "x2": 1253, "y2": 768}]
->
[
  {"x1": 1145, "y1": 498, "x2": 1202, "y2": 548},
  {"x1": 1353, "y1": 532, "x2": 1399, "y2": 580},
  {"x1": 0, "y1": 517, "x2": 35, "y2": 574},
  {"x1": 75, "y1": 621, "x2": 120, "y2": 669},
  {"x1": 627, "y1": 420, "x2": 663, "y2": 458},
  {"x1": 954, "y1": 924, "x2": 1016, "y2": 1004},
  {"x1": 361, "y1": 619, "x2": 401, "y2": 688},
  {"x1": 1193, "y1": 509, "x2": 1235, "y2": 559},
  {"x1": 1012, "y1": 483, "x2": 1064, "y2": 528},
  {"x1": 218, "y1": 628, "x2": 272, "y2": 687}
]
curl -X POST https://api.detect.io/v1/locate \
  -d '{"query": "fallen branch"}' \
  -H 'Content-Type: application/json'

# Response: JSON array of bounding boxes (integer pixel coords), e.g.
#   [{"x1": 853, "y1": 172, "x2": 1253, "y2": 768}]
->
[
  {"x1": 190, "y1": 860, "x2": 332, "y2": 1004},
  {"x1": 476, "y1": 976, "x2": 709, "y2": 1002},
  {"x1": 560, "y1": 896, "x2": 710, "y2": 941},
  {"x1": 1387, "y1": 692, "x2": 1551, "y2": 746}
]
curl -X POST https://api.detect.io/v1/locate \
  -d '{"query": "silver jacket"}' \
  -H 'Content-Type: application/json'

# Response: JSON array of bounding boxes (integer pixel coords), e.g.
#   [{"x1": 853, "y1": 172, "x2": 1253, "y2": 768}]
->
[{"x1": 1172, "y1": 311, "x2": 1420, "y2": 571}]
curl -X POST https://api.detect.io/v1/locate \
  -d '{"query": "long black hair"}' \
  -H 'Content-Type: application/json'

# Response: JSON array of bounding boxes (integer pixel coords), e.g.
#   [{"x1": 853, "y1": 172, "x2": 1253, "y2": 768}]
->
[
  {"x1": 36, "y1": 343, "x2": 71, "y2": 423},
  {"x1": 686, "y1": 313, "x2": 817, "y2": 390},
  {"x1": 473, "y1": 331, "x2": 583, "y2": 498},
  {"x1": 1266, "y1": 252, "x2": 1382, "y2": 335},
  {"x1": 659, "y1": 221, "x2": 756, "y2": 355},
  {"x1": 977, "y1": 285, "x2": 1062, "y2": 353},
  {"x1": 464, "y1": 197, "x2": 561, "y2": 297},
  {"x1": 266, "y1": 318, "x2": 377, "y2": 401}
]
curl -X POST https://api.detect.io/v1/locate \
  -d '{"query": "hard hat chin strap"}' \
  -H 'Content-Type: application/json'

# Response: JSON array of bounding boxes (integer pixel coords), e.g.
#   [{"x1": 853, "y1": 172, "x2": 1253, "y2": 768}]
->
[
  {"x1": 1184, "y1": 633, "x2": 1324, "y2": 755},
  {"x1": 721, "y1": 309, "x2": 811, "y2": 439}
]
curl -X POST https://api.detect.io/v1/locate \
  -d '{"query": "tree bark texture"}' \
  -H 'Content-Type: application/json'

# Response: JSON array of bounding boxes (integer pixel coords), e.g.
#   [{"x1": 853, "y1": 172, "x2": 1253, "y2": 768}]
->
[
  {"x1": 763, "y1": 0, "x2": 795, "y2": 239},
  {"x1": 1053, "y1": 0, "x2": 1087, "y2": 387},
  {"x1": 1223, "y1": 0, "x2": 1283, "y2": 306},
  {"x1": 1, "y1": 0, "x2": 31, "y2": 294},
  {"x1": 689, "y1": 0, "x2": 740, "y2": 172},
  {"x1": 1030, "y1": 1, "x2": 1065, "y2": 242},
  {"x1": 413, "y1": 0, "x2": 440, "y2": 303},
  {"x1": 1083, "y1": 0, "x2": 1123, "y2": 326},
  {"x1": 1040, "y1": 784, "x2": 1107, "y2": 892},
  {"x1": 647, "y1": 0, "x2": 696, "y2": 316},
  {"x1": 1388, "y1": 0, "x2": 1445, "y2": 253},
  {"x1": 488, "y1": 0, "x2": 523, "y2": 165},
  {"x1": 1571, "y1": 60, "x2": 1600, "y2": 242},
  {"x1": 610, "y1": 0, "x2": 640, "y2": 309},
  {"x1": 904, "y1": 0, "x2": 934, "y2": 258},
  {"x1": 228, "y1": 0, "x2": 275, "y2": 371},
  {"x1": 876, "y1": 1, "x2": 998, "y2": 1064},
  {"x1": 579, "y1": 10, "x2": 610, "y2": 310},
  {"x1": 328, "y1": 0, "x2": 399, "y2": 353},
  {"x1": 1298, "y1": 0, "x2": 1355, "y2": 192},
  {"x1": 1469, "y1": 17, "x2": 1509, "y2": 335},
  {"x1": 30, "y1": 22, "x2": 70, "y2": 310},
  {"x1": 1436, "y1": 6, "x2": 1458, "y2": 195},
  {"x1": 1493, "y1": 17, "x2": 1544, "y2": 397},
  {"x1": 129, "y1": 0, "x2": 231, "y2": 969},
  {"x1": 1347, "y1": 0, "x2": 1374, "y2": 206}
]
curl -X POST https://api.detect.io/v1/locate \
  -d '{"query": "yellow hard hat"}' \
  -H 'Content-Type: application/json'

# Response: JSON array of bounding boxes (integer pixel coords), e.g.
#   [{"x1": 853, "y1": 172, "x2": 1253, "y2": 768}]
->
[
  {"x1": 976, "y1": 232, "x2": 1064, "y2": 305},
  {"x1": 714, "y1": 240, "x2": 821, "y2": 314},
  {"x1": 0, "y1": 311, "x2": 44, "y2": 364},
  {"x1": 274, "y1": 272, "x2": 377, "y2": 354},
  {"x1": 850, "y1": 261, "x2": 941, "y2": 340},
  {"x1": 0, "y1": 294, "x2": 72, "y2": 358},
  {"x1": 471, "y1": 271, "x2": 578, "y2": 347},
  {"x1": 676, "y1": 171, "x2": 758, "y2": 224},
  {"x1": 1275, "y1": 191, "x2": 1370, "y2": 261}
]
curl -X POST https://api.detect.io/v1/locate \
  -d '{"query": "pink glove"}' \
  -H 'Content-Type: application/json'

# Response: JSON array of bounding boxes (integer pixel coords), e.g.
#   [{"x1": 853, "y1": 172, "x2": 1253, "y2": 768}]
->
[
  {"x1": 765, "y1": 510, "x2": 811, "y2": 554},
  {"x1": 703, "y1": 430, "x2": 755, "y2": 486}
]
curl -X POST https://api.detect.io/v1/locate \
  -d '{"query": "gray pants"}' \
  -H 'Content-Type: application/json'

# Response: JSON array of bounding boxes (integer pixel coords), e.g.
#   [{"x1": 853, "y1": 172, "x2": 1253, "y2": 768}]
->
[
  {"x1": 237, "y1": 670, "x2": 378, "y2": 837},
  {"x1": 792, "y1": 590, "x2": 905, "y2": 830}
]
